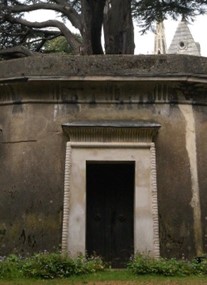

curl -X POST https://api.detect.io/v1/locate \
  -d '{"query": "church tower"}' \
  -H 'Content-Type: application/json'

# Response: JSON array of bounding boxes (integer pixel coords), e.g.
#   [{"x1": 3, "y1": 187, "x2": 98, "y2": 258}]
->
[
  {"x1": 154, "y1": 21, "x2": 167, "y2": 54},
  {"x1": 167, "y1": 19, "x2": 200, "y2": 56}
]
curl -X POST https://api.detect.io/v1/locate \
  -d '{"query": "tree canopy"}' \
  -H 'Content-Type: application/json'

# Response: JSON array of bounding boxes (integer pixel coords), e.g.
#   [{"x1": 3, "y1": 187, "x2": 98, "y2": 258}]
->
[{"x1": 0, "y1": 0, "x2": 207, "y2": 57}]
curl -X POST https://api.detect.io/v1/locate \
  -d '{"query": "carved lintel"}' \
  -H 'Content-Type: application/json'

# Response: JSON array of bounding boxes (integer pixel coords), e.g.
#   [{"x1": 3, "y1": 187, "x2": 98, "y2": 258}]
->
[{"x1": 62, "y1": 121, "x2": 161, "y2": 143}]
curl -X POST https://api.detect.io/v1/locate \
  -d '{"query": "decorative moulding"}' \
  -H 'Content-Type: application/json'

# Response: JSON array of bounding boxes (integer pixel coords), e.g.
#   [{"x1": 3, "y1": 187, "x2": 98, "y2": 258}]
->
[
  {"x1": 62, "y1": 121, "x2": 161, "y2": 143},
  {"x1": 61, "y1": 121, "x2": 161, "y2": 258}
]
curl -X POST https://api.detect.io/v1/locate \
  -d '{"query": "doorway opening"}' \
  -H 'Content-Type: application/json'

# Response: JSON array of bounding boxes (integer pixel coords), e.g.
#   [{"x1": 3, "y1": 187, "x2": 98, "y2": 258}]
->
[{"x1": 86, "y1": 161, "x2": 135, "y2": 268}]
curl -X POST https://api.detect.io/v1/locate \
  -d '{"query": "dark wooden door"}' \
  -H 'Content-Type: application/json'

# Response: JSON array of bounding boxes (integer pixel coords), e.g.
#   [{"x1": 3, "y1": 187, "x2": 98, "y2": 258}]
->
[{"x1": 86, "y1": 162, "x2": 134, "y2": 267}]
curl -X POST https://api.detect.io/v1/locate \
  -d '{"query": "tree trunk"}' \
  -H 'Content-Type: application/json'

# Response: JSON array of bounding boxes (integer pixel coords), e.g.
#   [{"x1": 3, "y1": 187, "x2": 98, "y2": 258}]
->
[
  {"x1": 104, "y1": 0, "x2": 134, "y2": 54},
  {"x1": 90, "y1": 0, "x2": 105, "y2": 54},
  {"x1": 81, "y1": 0, "x2": 93, "y2": 54},
  {"x1": 81, "y1": 0, "x2": 105, "y2": 54}
]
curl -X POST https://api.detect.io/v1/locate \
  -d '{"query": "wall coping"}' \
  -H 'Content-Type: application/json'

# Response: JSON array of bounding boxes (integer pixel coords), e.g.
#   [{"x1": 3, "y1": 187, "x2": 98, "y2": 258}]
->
[{"x1": 1, "y1": 54, "x2": 207, "y2": 84}]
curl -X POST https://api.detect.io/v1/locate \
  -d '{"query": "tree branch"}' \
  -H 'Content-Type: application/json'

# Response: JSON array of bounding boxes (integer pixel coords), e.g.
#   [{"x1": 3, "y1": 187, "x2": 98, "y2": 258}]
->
[
  {"x1": 0, "y1": 45, "x2": 34, "y2": 58},
  {"x1": 7, "y1": 2, "x2": 82, "y2": 31},
  {"x1": 6, "y1": 15, "x2": 81, "y2": 53}
]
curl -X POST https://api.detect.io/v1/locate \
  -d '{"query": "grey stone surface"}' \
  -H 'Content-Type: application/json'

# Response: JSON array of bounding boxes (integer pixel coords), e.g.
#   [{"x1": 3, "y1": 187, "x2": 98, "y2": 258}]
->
[
  {"x1": 63, "y1": 121, "x2": 161, "y2": 128},
  {"x1": 168, "y1": 20, "x2": 200, "y2": 56},
  {"x1": 0, "y1": 54, "x2": 207, "y2": 81}
]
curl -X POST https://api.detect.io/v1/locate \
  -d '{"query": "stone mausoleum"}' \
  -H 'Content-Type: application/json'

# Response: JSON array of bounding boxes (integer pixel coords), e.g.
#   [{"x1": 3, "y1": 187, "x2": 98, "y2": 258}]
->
[{"x1": 0, "y1": 53, "x2": 207, "y2": 266}]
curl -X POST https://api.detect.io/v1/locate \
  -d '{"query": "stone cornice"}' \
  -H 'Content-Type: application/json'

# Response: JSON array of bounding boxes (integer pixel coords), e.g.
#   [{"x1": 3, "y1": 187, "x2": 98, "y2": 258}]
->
[
  {"x1": 2, "y1": 74, "x2": 207, "y2": 84},
  {"x1": 62, "y1": 121, "x2": 161, "y2": 143}
]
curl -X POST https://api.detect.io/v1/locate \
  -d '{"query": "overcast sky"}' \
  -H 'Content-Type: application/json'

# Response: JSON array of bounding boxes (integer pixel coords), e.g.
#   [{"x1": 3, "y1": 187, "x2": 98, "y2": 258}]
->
[{"x1": 26, "y1": 11, "x2": 207, "y2": 57}]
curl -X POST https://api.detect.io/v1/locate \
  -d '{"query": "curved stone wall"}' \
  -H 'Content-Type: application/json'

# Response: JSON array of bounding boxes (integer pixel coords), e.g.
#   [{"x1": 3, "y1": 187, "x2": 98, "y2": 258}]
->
[{"x1": 0, "y1": 55, "x2": 207, "y2": 259}]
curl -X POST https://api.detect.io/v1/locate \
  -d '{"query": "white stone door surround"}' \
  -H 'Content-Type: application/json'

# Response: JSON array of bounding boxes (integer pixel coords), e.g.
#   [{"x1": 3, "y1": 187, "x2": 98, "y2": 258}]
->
[{"x1": 62, "y1": 121, "x2": 160, "y2": 258}]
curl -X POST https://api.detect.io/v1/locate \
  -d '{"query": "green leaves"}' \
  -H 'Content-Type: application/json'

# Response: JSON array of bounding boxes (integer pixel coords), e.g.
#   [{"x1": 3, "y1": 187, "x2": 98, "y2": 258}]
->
[
  {"x1": 128, "y1": 254, "x2": 207, "y2": 276},
  {"x1": 22, "y1": 253, "x2": 105, "y2": 279},
  {"x1": 0, "y1": 253, "x2": 105, "y2": 280},
  {"x1": 131, "y1": 0, "x2": 207, "y2": 33}
]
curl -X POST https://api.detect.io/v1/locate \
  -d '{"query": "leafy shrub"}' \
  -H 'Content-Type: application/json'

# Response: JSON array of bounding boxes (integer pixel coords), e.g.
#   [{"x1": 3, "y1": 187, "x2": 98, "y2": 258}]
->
[
  {"x1": 22, "y1": 253, "x2": 105, "y2": 279},
  {"x1": 190, "y1": 259, "x2": 207, "y2": 275},
  {"x1": 22, "y1": 253, "x2": 74, "y2": 279},
  {"x1": 151, "y1": 258, "x2": 191, "y2": 276},
  {"x1": 0, "y1": 252, "x2": 105, "y2": 280},
  {"x1": 67, "y1": 255, "x2": 105, "y2": 275},
  {"x1": 128, "y1": 254, "x2": 155, "y2": 275},
  {"x1": 0, "y1": 254, "x2": 23, "y2": 279},
  {"x1": 128, "y1": 254, "x2": 202, "y2": 277}
]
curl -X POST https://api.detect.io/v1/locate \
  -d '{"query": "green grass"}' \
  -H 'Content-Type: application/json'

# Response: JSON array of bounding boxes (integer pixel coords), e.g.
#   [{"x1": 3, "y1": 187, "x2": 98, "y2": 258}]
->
[{"x1": 1, "y1": 270, "x2": 207, "y2": 285}]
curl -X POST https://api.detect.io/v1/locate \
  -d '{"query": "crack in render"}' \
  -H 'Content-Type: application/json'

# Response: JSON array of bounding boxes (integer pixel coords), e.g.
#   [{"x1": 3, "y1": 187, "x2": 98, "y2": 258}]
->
[{"x1": 1, "y1": 140, "x2": 37, "y2": 144}]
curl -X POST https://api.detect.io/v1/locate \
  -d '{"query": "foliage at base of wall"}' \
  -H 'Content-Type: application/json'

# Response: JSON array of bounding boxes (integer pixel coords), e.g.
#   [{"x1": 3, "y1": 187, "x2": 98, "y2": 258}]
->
[
  {"x1": 1, "y1": 252, "x2": 207, "y2": 280},
  {"x1": 0, "y1": 253, "x2": 105, "y2": 279},
  {"x1": 128, "y1": 254, "x2": 207, "y2": 276}
]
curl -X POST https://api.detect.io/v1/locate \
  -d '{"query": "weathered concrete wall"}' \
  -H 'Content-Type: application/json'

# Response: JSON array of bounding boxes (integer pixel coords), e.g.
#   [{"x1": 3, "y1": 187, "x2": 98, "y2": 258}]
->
[
  {"x1": 1, "y1": 55, "x2": 207, "y2": 259},
  {"x1": 0, "y1": 92, "x2": 67, "y2": 254}
]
